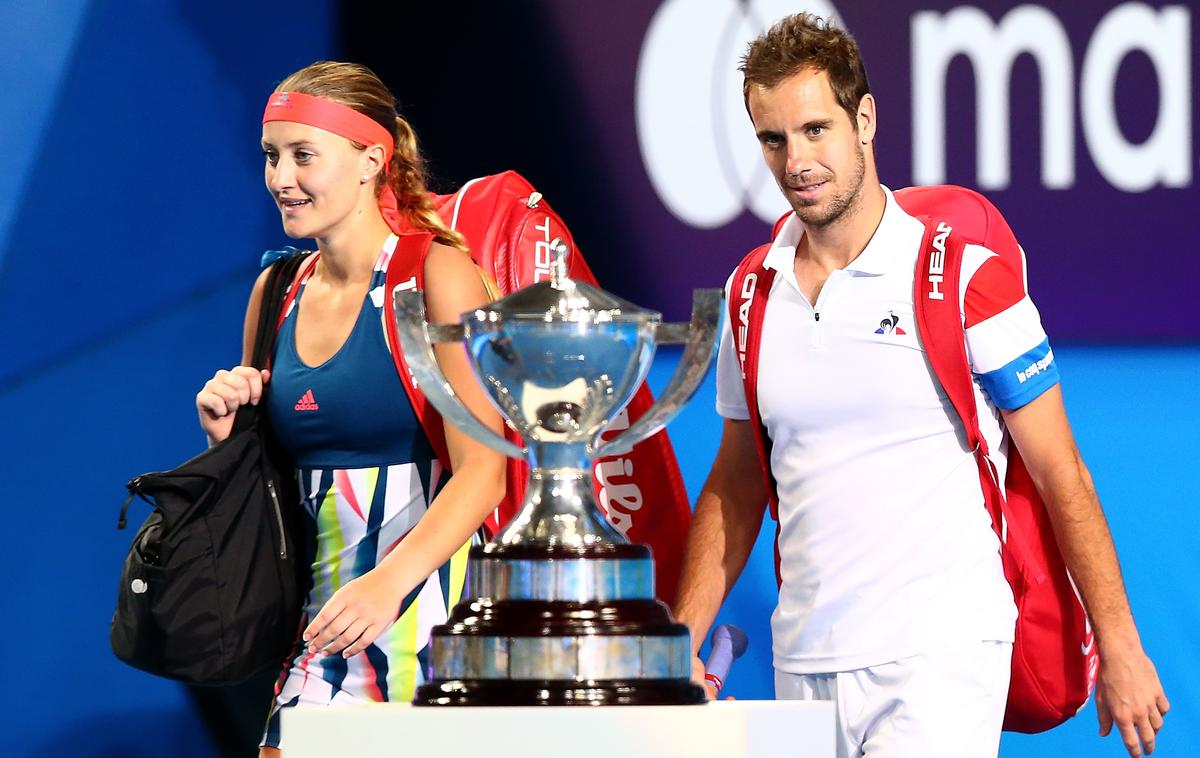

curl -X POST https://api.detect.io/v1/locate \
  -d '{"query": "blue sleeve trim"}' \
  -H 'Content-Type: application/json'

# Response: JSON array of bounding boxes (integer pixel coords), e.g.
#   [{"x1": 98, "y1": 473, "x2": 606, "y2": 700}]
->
[
  {"x1": 260, "y1": 245, "x2": 306, "y2": 269},
  {"x1": 977, "y1": 338, "x2": 1060, "y2": 410}
]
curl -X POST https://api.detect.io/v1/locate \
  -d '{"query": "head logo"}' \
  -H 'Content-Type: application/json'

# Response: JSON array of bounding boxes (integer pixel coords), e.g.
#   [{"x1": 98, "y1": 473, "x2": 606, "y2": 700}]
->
[
  {"x1": 636, "y1": 1, "x2": 843, "y2": 229},
  {"x1": 927, "y1": 221, "x2": 951, "y2": 301},
  {"x1": 736, "y1": 270, "x2": 759, "y2": 377}
]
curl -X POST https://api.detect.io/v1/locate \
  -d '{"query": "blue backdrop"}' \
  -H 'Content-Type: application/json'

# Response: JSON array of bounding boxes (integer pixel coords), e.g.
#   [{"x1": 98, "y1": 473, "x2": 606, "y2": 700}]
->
[
  {"x1": 1, "y1": 2, "x2": 335, "y2": 756},
  {"x1": 2, "y1": 2, "x2": 1195, "y2": 757}
]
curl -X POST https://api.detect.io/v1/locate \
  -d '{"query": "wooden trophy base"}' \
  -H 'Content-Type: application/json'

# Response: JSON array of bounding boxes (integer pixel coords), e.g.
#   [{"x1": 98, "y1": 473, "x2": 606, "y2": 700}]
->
[
  {"x1": 415, "y1": 677, "x2": 706, "y2": 706},
  {"x1": 415, "y1": 543, "x2": 705, "y2": 706}
]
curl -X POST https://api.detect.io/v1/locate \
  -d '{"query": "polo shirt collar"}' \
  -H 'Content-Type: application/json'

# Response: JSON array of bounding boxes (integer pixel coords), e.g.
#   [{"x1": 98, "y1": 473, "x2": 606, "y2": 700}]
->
[{"x1": 762, "y1": 185, "x2": 902, "y2": 277}]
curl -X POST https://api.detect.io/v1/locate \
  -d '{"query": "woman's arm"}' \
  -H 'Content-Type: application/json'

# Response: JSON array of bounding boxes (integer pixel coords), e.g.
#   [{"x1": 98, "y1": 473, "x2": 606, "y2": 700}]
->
[
  {"x1": 304, "y1": 242, "x2": 507, "y2": 658},
  {"x1": 195, "y1": 266, "x2": 273, "y2": 446}
]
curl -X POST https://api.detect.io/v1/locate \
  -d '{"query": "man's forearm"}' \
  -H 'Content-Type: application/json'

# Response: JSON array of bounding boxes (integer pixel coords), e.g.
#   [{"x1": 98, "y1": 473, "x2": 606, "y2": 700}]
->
[
  {"x1": 1035, "y1": 449, "x2": 1139, "y2": 647},
  {"x1": 673, "y1": 482, "x2": 767, "y2": 653},
  {"x1": 1005, "y1": 387, "x2": 1167, "y2": 757},
  {"x1": 1003, "y1": 390, "x2": 1139, "y2": 645}
]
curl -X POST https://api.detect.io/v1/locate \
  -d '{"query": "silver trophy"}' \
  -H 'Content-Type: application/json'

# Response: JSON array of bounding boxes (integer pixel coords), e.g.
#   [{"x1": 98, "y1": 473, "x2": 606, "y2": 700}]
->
[{"x1": 394, "y1": 242, "x2": 720, "y2": 705}]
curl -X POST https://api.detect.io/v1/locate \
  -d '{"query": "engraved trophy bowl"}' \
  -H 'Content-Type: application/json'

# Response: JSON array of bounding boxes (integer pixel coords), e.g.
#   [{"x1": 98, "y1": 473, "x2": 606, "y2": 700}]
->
[{"x1": 393, "y1": 242, "x2": 721, "y2": 706}]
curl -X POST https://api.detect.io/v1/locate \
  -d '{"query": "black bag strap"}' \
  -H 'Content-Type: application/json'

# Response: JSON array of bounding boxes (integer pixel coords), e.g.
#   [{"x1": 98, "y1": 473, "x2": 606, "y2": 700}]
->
[
  {"x1": 231, "y1": 254, "x2": 309, "y2": 435},
  {"x1": 253, "y1": 253, "x2": 309, "y2": 369}
]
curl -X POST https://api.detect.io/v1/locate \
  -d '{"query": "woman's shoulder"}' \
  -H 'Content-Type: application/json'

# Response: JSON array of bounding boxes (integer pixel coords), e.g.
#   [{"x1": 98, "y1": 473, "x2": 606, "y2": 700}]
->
[
  {"x1": 423, "y1": 239, "x2": 472, "y2": 270},
  {"x1": 422, "y1": 241, "x2": 491, "y2": 319}
]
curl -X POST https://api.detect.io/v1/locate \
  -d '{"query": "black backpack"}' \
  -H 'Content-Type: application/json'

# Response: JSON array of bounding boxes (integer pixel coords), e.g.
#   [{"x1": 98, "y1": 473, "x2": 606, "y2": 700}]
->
[{"x1": 110, "y1": 254, "x2": 308, "y2": 685}]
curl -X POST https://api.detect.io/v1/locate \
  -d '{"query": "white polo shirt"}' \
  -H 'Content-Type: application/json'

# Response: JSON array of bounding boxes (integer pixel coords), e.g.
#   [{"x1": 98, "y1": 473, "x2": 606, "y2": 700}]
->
[{"x1": 716, "y1": 187, "x2": 1059, "y2": 674}]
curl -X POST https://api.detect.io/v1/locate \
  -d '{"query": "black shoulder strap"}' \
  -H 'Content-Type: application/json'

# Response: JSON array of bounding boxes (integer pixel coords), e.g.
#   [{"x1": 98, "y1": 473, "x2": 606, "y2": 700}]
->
[
  {"x1": 251, "y1": 254, "x2": 308, "y2": 369},
  {"x1": 232, "y1": 254, "x2": 309, "y2": 434}
]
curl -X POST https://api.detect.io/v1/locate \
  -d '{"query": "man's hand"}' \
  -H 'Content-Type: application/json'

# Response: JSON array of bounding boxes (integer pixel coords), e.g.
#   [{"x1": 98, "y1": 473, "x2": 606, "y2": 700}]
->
[
  {"x1": 1096, "y1": 641, "x2": 1169, "y2": 757},
  {"x1": 691, "y1": 655, "x2": 718, "y2": 700},
  {"x1": 673, "y1": 419, "x2": 769, "y2": 704},
  {"x1": 1002, "y1": 389, "x2": 1168, "y2": 756}
]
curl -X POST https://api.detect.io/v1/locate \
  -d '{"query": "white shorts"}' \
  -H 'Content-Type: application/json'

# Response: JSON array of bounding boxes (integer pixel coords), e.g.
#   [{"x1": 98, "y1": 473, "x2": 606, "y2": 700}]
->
[{"x1": 774, "y1": 641, "x2": 1012, "y2": 758}]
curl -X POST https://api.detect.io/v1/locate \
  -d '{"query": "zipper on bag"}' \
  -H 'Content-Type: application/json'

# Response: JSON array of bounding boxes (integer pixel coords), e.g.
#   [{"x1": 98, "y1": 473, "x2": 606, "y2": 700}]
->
[
  {"x1": 266, "y1": 479, "x2": 288, "y2": 560},
  {"x1": 118, "y1": 476, "x2": 145, "y2": 529}
]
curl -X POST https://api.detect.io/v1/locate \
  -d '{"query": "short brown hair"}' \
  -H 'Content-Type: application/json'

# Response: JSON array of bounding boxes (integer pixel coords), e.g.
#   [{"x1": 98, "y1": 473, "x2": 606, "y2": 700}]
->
[{"x1": 740, "y1": 13, "x2": 870, "y2": 127}]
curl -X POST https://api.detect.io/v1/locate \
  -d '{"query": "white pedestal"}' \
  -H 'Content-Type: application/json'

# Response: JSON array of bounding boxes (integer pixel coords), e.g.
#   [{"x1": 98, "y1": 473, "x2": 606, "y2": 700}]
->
[{"x1": 282, "y1": 700, "x2": 834, "y2": 757}]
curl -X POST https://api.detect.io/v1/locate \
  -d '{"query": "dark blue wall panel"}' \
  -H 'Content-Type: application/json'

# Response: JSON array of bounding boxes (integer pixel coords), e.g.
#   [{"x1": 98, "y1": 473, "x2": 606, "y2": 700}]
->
[{"x1": 0, "y1": 3, "x2": 335, "y2": 755}]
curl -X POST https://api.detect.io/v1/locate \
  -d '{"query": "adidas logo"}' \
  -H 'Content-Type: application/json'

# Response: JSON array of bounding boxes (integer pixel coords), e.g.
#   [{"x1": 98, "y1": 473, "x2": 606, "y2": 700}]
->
[{"x1": 294, "y1": 389, "x2": 319, "y2": 411}]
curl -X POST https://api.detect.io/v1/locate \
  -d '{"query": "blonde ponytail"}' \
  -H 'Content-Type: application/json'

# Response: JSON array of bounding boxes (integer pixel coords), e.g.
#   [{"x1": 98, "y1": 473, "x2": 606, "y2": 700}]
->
[{"x1": 388, "y1": 116, "x2": 468, "y2": 252}]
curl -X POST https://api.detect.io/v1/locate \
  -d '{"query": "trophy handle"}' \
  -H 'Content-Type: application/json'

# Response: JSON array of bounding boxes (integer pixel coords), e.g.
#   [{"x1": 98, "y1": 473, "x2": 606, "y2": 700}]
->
[
  {"x1": 595, "y1": 288, "x2": 724, "y2": 458},
  {"x1": 393, "y1": 290, "x2": 527, "y2": 460}
]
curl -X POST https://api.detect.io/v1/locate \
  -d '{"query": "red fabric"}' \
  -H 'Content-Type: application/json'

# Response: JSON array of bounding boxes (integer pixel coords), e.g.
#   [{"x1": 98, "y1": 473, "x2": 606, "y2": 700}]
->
[
  {"x1": 262, "y1": 91, "x2": 394, "y2": 164},
  {"x1": 397, "y1": 171, "x2": 693, "y2": 604},
  {"x1": 378, "y1": 187, "x2": 404, "y2": 236},
  {"x1": 727, "y1": 248, "x2": 776, "y2": 510},
  {"x1": 903, "y1": 186, "x2": 1097, "y2": 733},
  {"x1": 962, "y1": 255, "x2": 1027, "y2": 329},
  {"x1": 380, "y1": 230, "x2": 454, "y2": 479},
  {"x1": 733, "y1": 185, "x2": 1097, "y2": 733}
]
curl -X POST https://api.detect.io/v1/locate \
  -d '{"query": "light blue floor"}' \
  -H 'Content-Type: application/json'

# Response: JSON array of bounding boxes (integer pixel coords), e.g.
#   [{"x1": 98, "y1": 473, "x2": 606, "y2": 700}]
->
[{"x1": 647, "y1": 344, "x2": 1199, "y2": 757}]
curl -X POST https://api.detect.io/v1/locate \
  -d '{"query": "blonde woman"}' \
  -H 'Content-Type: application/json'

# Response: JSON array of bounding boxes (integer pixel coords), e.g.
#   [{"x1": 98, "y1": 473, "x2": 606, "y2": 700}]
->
[{"x1": 195, "y1": 62, "x2": 505, "y2": 755}]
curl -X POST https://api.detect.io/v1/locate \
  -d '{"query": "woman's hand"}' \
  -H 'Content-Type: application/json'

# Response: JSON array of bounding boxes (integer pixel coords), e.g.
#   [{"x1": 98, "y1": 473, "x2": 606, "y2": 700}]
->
[
  {"x1": 302, "y1": 567, "x2": 407, "y2": 658},
  {"x1": 196, "y1": 366, "x2": 269, "y2": 445}
]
